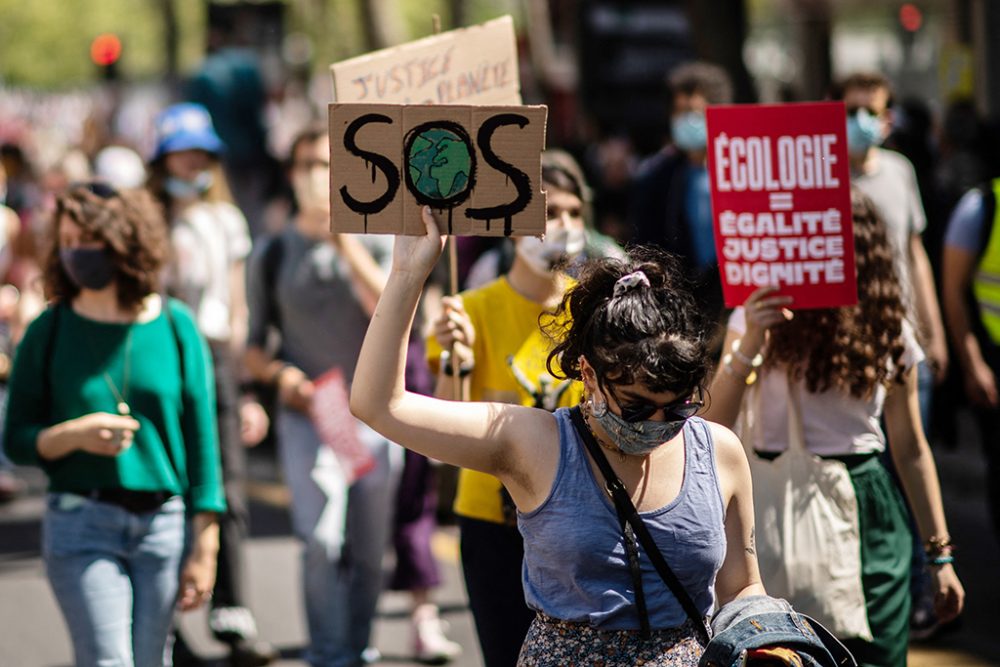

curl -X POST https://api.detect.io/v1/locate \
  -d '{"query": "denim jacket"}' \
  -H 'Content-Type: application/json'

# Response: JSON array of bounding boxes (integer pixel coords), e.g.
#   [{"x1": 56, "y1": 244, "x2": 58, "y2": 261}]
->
[{"x1": 700, "y1": 596, "x2": 856, "y2": 667}]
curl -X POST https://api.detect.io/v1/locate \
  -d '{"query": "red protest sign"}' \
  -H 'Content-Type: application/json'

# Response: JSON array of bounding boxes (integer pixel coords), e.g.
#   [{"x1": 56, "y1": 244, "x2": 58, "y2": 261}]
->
[
  {"x1": 310, "y1": 367, "x2": 375, "y2": 484},
  {"x1": 706, "y1": 101, "x2": 856, "y2": 309}
]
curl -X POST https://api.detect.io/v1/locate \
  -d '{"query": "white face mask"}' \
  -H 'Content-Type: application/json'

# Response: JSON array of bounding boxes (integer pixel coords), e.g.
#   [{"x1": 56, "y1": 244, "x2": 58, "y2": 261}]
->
[
  {"x1": 164, "y1": 170, "x2": 213, "y2": 200},
  {"x1": 516, "y1": 227, "x2": 586, "y2": 275},
  {"x1": 293, "y1": 169, "x2": 329, "y2": 213}
]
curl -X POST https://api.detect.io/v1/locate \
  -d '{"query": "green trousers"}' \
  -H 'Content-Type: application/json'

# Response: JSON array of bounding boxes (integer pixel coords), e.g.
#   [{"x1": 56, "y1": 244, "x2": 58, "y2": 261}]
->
[{"x1": 839, "y1": 455, "x2": 912, "y2": 667}]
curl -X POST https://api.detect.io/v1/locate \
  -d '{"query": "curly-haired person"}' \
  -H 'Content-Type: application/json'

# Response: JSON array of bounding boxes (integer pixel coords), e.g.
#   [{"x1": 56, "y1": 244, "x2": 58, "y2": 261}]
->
[
  {"x1": 703, "y1": 189, "x2": 964, "y2": 667},
  {"x1": 2, "y1": 183, "x2": 225, "y2": 667}
]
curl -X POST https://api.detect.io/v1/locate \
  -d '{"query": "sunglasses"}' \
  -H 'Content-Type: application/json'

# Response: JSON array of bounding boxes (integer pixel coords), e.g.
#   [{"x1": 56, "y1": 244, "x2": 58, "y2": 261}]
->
[
  {"x1": 71, "y1": 181, "x2": 119, "y2": 199},
  {"x1": 607, "y1": 386, "x2": 704, "y2": 423}
]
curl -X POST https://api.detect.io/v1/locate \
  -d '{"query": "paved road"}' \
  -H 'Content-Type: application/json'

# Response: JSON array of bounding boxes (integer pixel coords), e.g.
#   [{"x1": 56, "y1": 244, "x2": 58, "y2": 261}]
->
[{"x1": 2, "y1": 410, "x2": 999, "y2": 666}]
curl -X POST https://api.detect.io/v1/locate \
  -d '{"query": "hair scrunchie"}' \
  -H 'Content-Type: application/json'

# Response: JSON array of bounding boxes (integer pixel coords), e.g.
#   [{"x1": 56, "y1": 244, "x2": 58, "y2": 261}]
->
[{"x1": 612, "y1": 270, "x2": 651, "y2": 298}]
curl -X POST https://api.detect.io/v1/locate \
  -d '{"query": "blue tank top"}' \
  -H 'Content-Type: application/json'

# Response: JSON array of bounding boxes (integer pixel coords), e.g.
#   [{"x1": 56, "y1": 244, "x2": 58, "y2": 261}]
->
[{"x1": 518, "y1": 408, "x2": 727, "y2": 630}]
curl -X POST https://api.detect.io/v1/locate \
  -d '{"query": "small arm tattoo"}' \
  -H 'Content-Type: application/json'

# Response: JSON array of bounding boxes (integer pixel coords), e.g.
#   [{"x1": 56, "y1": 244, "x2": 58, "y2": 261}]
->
[{"x1": 745, "y1": 527, "x2": 756, "y2": 556}]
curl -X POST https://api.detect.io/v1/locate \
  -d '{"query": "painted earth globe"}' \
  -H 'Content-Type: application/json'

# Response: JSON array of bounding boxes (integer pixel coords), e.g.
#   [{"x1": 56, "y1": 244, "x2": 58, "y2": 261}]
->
[{"x1": 406, "y1": 127, "x2": 473, "y2": 202}]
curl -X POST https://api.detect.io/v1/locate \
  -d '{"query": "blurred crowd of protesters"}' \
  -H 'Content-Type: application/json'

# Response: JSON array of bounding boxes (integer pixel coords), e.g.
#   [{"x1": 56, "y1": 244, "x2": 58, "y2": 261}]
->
[{"x1": 0, "y1": 43, "x2": 997, "y2": 667}]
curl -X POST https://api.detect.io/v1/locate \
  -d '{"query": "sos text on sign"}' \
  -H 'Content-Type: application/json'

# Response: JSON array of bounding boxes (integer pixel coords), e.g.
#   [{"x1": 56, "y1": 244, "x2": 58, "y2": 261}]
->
[{"x1": 329, "y1": 103, "x2": 547, "y2": 237}]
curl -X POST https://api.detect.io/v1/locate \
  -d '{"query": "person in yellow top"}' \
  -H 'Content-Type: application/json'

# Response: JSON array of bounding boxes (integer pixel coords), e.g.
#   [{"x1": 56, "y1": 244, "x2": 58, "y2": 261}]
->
[{"x1": 426, "y1": 150, "x2": 621, "y2": 666}]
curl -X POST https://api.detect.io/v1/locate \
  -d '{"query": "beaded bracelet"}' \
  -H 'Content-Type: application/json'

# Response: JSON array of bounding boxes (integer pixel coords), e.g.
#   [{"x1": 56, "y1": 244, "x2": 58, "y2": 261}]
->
[
  {"x1": 924, "y1": 536, "x2": 954, "y2": 557},
  {"x1": 440, "y1": 350, "x2": 474, "y2": 378},
  {"x1": 731, "y1": 339, "x2": 763, "y2": 370},
  {"x1": 930, "y1": 555, "x2": 955, "y2": 567},
  {"x1": 722, "y1": 355, "x2": 757, "y2": 385}
]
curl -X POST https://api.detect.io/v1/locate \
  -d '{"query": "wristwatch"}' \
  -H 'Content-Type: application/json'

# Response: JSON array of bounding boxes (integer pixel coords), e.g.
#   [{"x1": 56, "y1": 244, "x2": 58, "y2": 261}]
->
[{"x1": 440, "y1": 350, "x2": 474, "y2": 378}]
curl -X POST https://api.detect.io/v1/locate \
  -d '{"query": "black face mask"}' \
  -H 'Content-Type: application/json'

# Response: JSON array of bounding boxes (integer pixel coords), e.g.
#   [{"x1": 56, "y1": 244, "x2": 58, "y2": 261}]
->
[{"x1": 60, "y1": 247, "x2": 115, "y2": 290}]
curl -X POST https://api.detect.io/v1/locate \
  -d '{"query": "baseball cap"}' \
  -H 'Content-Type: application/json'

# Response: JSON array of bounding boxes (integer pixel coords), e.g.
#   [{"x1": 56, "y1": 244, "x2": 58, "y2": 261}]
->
[{"x1": 151, "y1": 103, "x2": 225, "y2": 161}]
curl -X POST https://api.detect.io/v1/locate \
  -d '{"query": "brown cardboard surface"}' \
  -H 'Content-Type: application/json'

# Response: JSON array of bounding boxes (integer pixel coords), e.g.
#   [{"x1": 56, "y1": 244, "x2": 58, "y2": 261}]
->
[
  {"x1": 330, "y1": 16, "x2": 520, "y2": 106},
  {"x1": 329, "y1": 104, "x2": 403, "y2": 234},
  {"x1": 330, "y1": 103, "x2": 547, "y2": 237},
  {"x1": 466, "y1": 106, "x2": 547, "y2": 237}
]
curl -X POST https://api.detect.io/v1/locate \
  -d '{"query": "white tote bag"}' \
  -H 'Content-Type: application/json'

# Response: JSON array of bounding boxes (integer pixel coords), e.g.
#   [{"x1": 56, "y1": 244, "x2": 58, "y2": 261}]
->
[{"x1": 741, "y1": 377, "x2": 873, "y2": 641}]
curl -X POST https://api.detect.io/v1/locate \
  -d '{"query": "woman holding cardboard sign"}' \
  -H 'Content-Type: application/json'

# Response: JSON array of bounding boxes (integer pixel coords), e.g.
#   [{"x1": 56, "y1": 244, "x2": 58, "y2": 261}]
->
[
  {"x1": 702, "y1": 190, "x2": 964, "y2": 667},
  {"x1": 425, "y1": 152, "x2": 624, "y2": 666},
  {"x1": 352, "y1": 200, "x2": 767, "y2": 665}
]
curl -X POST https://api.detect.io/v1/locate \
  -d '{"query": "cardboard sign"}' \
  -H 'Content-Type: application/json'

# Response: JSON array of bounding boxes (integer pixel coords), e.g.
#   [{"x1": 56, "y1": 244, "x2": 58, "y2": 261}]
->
[
  {"x1": 310, "y1": 367, "x2": 375, "y2": 484},
  {"x1": 706, "y1": 102, "x2": 856, "y2": 309},
  {"x1": 329, "y1": 103, "x2": 547, "y2": 237},
  {"x1": 330, "y1": 15, "x2": 521, "y2": 105}
]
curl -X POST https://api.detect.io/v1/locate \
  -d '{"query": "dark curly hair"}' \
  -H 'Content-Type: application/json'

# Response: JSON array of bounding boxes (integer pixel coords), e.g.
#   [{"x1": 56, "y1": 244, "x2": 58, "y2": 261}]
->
[
  {"x1": 545, "y1": 247, "x2": 710, "y2": 396},
  {"x1": 46, "y1": 183, "x2": 170, "y2": 312},
  {"x1": 765, "y1": 189, "x2": 907, "y2": 398}
]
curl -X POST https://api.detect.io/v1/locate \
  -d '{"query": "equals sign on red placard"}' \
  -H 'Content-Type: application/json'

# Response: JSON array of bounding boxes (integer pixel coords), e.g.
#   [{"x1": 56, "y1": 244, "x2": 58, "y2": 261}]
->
[{"x1": 769, "y1": 192, "x2": 794, "y2": 210}]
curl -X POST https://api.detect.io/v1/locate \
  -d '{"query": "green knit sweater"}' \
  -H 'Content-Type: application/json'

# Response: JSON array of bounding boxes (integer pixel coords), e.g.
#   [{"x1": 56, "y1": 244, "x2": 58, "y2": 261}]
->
[{"x1": 2, "y1": 298, "x2": 225, "y2": 514}]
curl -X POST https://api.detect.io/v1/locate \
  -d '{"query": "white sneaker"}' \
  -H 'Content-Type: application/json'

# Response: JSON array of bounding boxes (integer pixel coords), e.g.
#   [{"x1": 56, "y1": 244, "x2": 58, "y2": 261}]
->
[{"x1": 413, "y1": 604, "x2": 462, "y2": 665}]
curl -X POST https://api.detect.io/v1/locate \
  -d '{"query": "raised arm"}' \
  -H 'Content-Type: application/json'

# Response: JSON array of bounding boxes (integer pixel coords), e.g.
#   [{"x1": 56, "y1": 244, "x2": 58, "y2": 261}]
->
[
  {"x1": 349, "y1": 208, "x2": 557, "y2": 507},
  {"x1": 702, "y1": 287, "x2": 792, "y2": 427}
]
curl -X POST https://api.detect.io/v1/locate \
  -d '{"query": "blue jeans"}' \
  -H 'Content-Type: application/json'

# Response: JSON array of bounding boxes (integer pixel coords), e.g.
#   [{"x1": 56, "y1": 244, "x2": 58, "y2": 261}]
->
[
  {"x1": 43, "y1": 493, "x2": 186, "y2": 667},
  {"x1": 277, "y1": 409, "x2": 402, "y2": 667}
]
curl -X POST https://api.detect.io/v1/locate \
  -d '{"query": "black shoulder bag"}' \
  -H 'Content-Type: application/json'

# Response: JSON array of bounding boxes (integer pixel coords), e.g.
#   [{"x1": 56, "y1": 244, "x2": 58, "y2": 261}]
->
[{"x1": 568, "y1": 406, "x2": 712, "y2": 645}]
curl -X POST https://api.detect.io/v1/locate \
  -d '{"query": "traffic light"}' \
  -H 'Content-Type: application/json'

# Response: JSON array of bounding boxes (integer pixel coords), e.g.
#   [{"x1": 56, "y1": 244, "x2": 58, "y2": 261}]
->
[
  {"x1": 898, "y1": 4, "x2": 923, "y2": 33},
  {"x1": 90, "y1": 33, "x2": 122, "y2": 81},
  {"x1": 897, "y1": 3, "x2": 923, "y2": 50}
]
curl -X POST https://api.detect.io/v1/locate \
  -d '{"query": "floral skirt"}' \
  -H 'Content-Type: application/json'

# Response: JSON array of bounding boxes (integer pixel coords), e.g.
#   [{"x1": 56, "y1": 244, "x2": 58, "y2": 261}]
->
[{"x1": 517, "y1": 613, "x2": 706, "y2": 667}]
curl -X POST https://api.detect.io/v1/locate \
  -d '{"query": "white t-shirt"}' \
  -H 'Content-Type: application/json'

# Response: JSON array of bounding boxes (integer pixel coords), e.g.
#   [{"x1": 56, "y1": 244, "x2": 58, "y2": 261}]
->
[
  {"x1": 851, "y1": 148, "x2": 926, "y2": 313},
  {"x1": 168, "y1": 201, "x2": 252, "y2": 342},
  {"x1": 728, "y1": 307, "x2": 924, "y2": 456}
]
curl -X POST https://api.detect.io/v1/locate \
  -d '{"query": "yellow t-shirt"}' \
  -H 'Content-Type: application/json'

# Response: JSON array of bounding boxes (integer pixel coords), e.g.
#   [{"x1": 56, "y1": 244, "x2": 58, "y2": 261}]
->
[{"x1": 426, "y1": 276, "x2": 584, "y2": 523}]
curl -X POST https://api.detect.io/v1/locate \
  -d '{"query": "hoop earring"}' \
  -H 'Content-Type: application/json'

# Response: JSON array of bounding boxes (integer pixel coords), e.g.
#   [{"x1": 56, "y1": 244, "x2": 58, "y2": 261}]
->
[{"x1": 589, "y1": 391, "x2": 608, "y2": 418}]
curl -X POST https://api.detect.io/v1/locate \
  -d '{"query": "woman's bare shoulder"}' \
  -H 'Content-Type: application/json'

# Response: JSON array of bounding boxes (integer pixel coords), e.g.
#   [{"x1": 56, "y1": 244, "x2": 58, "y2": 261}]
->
[{"x1": 705, "y1": 420, "x2": 752, "y2": 492}]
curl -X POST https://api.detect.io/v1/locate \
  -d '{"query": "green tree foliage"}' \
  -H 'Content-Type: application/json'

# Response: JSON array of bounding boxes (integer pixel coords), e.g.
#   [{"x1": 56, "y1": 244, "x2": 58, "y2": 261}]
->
[
  {"x1": 0, "y1": 0, "x2": 522, "y2": 88},
  {"x1": 0, "y1": 0, "x2": 204, "y2": 88}
]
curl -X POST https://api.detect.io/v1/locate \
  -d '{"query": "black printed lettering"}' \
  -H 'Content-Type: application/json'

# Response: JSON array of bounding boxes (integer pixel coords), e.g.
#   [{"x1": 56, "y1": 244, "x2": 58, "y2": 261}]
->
[{"x1": 339, "y1": 113, "x2": 401, "y2": 232}]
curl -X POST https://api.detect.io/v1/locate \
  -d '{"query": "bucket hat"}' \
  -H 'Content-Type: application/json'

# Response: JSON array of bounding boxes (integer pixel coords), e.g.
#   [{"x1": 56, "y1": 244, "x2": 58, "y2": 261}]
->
[{"x1": 151, "y1": 103, "x2": 224, "y2": 161}]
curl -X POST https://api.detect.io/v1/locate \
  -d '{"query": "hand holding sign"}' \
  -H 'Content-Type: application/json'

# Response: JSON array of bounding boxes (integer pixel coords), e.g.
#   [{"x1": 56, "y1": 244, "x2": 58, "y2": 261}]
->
[
  {"x1": 741, "y1": 286, "x2": 795, "y2": 353},
  {"x1": 392, "y1": 206, "x2": 447, "y2": 278}
]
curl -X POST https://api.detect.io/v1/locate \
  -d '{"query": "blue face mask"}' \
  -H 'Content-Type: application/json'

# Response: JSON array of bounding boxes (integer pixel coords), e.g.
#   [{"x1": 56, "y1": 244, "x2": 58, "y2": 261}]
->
[
  {"x1": 846, "y1": 109, "x2": 883, "y2": 155},
  {"x1": 671, "y1": 111, "x2": 707, "y2": 152},
  {"x1": 164, "y1": 171, "x2": 214, "y2": 200},
  {"x1": 588, "y1": 388, "x2": 690, "y2": 456}
]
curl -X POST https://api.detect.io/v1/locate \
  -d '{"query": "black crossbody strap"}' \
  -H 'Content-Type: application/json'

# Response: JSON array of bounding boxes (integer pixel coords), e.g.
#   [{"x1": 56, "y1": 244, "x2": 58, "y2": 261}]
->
[{"x1": 569, "y1": 407, "x2": 711, "y2": 645}]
